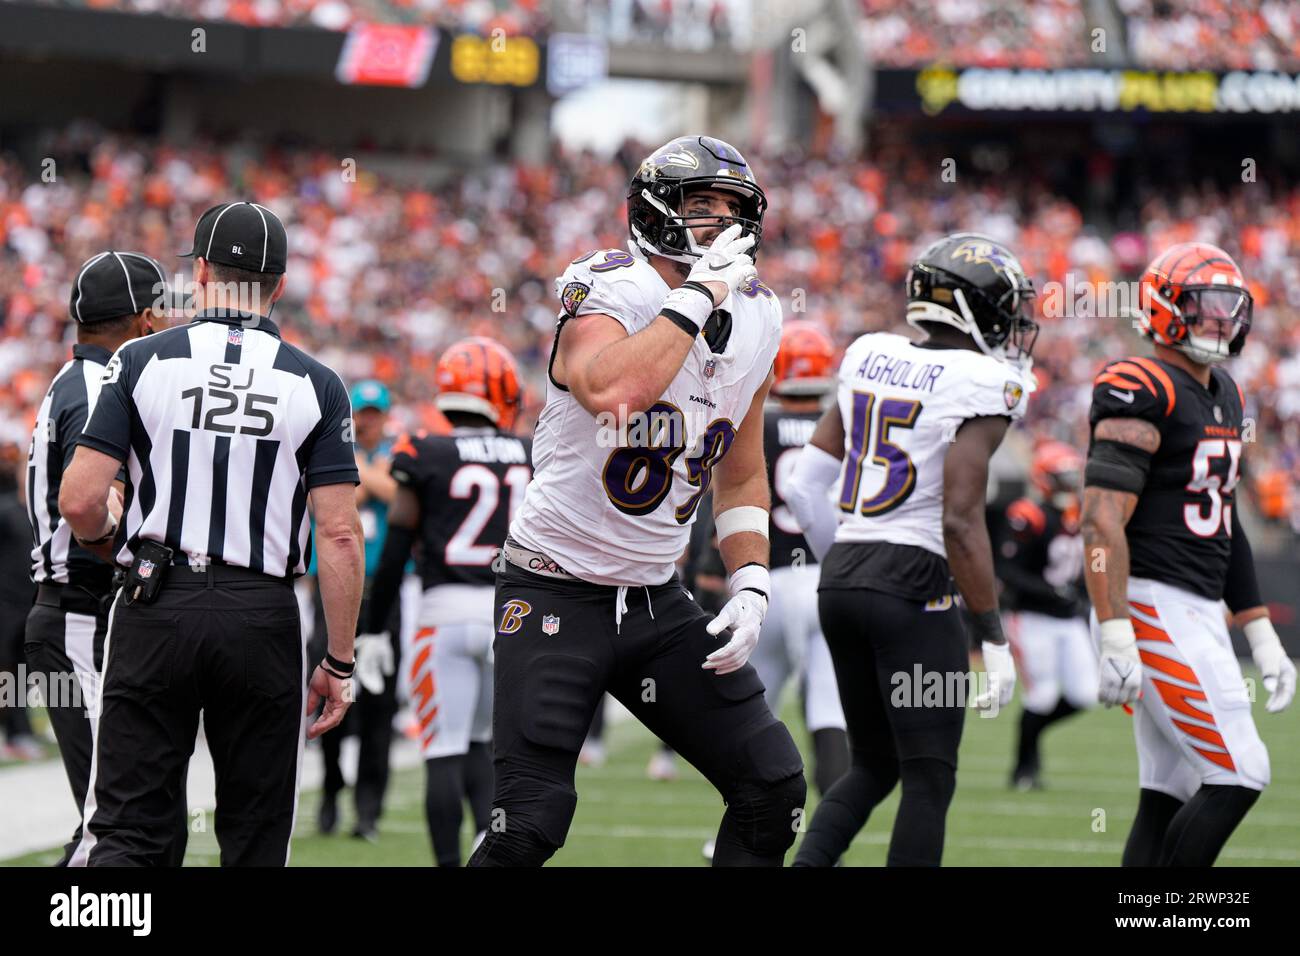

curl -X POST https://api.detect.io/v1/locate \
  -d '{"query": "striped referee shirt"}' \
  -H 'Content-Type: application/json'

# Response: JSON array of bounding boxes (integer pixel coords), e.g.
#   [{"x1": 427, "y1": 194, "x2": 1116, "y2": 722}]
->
[
  {"x1": 26, "y1": 344, "x2": 117, "y2": 590},
  {"x1": 78, "y1": 309, "x2": 360, "y2": 577}
]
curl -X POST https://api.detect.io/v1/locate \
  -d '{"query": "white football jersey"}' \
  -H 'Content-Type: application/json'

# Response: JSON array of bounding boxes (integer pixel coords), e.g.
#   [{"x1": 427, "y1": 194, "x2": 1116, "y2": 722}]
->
[
  {"x1": 832, "y1": 332, "x2": 1032, "y2": 557},
  {"x1": 512, "y1": 245, "x2": 782, "y2": 586}
]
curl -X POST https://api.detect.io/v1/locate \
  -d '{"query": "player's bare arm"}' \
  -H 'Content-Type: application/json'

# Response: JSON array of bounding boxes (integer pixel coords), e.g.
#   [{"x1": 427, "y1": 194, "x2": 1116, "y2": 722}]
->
[
  {"x1": 59, "y1": 444, "x2": 124, "y2": 563},
  {"x1": 1080, "y1": 416, "x2": 1160, "y2": 621},
  {"x1": 556, "y1": 311, "x2": 697, "y2": 418},
  {"x1": 941, "y1": 415, "x2": 1009, "y2": 618},
  {"x1": 808, "y1": 401, "x2": 845, "y2": 459},
  {"x1": 702, "y1": 368, "x2": 775, "y2": 675}
]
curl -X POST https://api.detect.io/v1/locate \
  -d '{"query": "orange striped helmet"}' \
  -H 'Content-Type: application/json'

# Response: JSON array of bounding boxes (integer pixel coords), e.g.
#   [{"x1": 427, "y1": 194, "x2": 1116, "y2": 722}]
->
[
  {"x1": 1139, "y1": 242, "x2": 1252, "y2": 364},
  {"x1": 434, "y1": 337, "x2": 522, "y2": 431},
  {"x1": 1030, "y1": 440, "x2": 1083, "y2": 500},
  {"x1": 772, "y1": 321, "x2": 835, "y2": 396}
]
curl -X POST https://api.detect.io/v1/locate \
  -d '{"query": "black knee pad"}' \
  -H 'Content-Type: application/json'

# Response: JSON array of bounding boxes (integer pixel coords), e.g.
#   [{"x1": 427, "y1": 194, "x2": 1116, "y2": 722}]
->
[
  {"x1": 722, "y1": 721, "x2": 808, "y2": 855},
  {"x1": 474, "y1": 779, "x2": 578, "y2": 867},
  {"x1": 521, "y1": 655, "x2": 600, "y2": 753}
]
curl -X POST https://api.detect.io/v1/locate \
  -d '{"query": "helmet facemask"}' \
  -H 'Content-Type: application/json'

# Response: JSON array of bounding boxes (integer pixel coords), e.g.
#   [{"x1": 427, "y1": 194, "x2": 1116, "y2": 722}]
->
[
  {"x1": 629, "y1": 178, "x2": 766, "y2": 264},
  {"x1": 1174, "y1": 285, "x2": 1253, "y2": 365}
]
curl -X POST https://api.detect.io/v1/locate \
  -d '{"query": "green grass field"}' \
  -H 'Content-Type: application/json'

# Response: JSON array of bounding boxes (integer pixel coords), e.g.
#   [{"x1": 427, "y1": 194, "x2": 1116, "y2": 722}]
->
[{"x1": 8, "y1": 668, "x2": 1298, "y2": 867}]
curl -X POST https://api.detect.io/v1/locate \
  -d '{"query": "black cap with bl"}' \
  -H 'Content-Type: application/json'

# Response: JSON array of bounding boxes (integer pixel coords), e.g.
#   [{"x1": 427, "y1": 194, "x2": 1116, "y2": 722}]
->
[
  {"x1": 181, "y1": 201, "x2": 288, "y2": 275},
  {"x1": 69, "y1": 251, "x2": 168, "y2": 325}
]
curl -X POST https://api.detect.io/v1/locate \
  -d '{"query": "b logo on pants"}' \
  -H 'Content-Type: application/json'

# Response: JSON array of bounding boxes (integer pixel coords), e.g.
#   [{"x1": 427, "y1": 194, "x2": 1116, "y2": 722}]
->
[{"x1": 498, "y1": 600, "x2": 533, "y2": 635}]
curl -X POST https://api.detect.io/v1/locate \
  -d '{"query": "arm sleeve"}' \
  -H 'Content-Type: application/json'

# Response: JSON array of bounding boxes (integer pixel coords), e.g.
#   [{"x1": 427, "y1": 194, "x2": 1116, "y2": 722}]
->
[
  {"x1": 77, "y1": 350, "x2": 133, "y2": 462},
  {"x1": 786, "y1": 443, "x2": 842, "y2": 562},
  {"x1": 304, "y1": 368, "x2": 360, "y2": 490},
  {"x1": 367, "y1": 438, "x2": 425, "y2": 632},
  {"x1": 1223, "y1": 506, "x2": 1264, "y2": 613}
]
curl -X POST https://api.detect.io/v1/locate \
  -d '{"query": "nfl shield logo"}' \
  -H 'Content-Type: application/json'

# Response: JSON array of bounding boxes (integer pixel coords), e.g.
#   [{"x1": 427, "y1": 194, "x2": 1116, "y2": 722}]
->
[
  {"x1": 541, "y1": 614, "x2": 560, "y2": 636},
  {"x1": 138, "y1": 559, "x2": 155, "y2": 579},
  {"x1": 227, "y1": 327, "x2": 243, "y2": 346},
  {"x1": 703, "y1": 358, "x2": 717, "y2": 380}
]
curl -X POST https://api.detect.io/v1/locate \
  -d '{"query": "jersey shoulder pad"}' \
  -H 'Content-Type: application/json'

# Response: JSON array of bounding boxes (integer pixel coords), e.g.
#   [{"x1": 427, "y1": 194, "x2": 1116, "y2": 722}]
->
[
  {"x1": 389, "y1": 431, "x2": 432, "y2": 487},
  {"x1": 1091, "y1": 356, "x2": 1176, "y2": 425},
  {"x1": 555, "y1": 248, "x2": 662, "y2": 333},
  {"x1": 953, "y1": 352, "x2": 1032, "y2": 421},
  {"x1": 1005, "y1": 497, "x2": 1046, "y2": 539}
]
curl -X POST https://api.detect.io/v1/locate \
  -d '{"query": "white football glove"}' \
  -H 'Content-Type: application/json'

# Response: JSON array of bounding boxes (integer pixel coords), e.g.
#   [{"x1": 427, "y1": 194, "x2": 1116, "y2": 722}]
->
[
  {"x1": 685, "y1": 223, "x2": 757, "y2": 306},
  {"x1": 704, "y1": 590, "x2": 767, "y2": 676},
  {"x1": 972, "y1": 640, "x2": 1017, "y2": 713},
  {"x1": 1244, "y1": 618, "x2": 1296, "y2": 714},
  {"x1": 1097, "y1": 618, "x2": 1143, "y2": 707},
  {"x1": 354, "y1": 632, "x2": 395, "y2": 696}
]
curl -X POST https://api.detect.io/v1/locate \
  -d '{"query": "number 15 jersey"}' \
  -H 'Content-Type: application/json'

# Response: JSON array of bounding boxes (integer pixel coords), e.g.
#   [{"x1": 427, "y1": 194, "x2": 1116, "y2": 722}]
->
[
  {"x1": 831, "y1": 332, "x2": 1032, "y2": 558},
  {"x1": 510, "y1": 246, "x2": 783, "y2": 587}
]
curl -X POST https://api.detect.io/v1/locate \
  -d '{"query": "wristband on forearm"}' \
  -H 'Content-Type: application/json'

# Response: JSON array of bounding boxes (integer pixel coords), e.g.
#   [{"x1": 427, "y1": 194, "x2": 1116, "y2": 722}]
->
[
  {"x1": 727, "y1": 562, "x2": 770, "y2": 600},
  {"x1": 321, "y1": 651, "x2": 355, "y2": 679},
  {"x1": 660, "y1": 282, "x2": 714, "y2": 335}
]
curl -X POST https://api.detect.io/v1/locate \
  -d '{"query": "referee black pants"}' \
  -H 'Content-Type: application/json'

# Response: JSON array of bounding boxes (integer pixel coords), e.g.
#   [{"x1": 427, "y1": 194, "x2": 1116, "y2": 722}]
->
[
  {"x1": 25, "y1": 589, "x2": 189, "y2": 867},
  {"x1": 72, "y1": 569, "x2": 303, "y2": 867}
]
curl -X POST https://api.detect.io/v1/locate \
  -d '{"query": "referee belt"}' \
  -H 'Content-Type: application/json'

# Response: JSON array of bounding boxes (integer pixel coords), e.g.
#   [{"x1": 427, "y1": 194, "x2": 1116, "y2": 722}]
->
[{"x1": 166, "y1": 560, "x2": 293, "y2": 588}]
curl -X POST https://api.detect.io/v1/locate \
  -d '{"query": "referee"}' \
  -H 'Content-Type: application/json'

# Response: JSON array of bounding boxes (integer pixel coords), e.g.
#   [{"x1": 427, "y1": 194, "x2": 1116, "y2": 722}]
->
[
  {"x1": 60, "y1": 201, "x2": 365, "y2": 866},
  {"x1": 23, "y1": 250, "x2": 188, "y2": 866}
]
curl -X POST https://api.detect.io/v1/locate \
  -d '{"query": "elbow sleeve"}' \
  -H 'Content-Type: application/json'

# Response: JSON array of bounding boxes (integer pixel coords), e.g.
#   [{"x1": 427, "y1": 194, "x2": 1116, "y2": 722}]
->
[
  {"x1": 365, "y1": 523, "x2": 415, "y2": 633},
  {"x1": 788, "y1": 444, "x2": 842, "y2": 563},
  {"x1": 1085, "y1": 440, "x2": 1152, "y2": 495},
  {"x1": 1224, "y1": 507, "x2": 1263, "y2": 613}
]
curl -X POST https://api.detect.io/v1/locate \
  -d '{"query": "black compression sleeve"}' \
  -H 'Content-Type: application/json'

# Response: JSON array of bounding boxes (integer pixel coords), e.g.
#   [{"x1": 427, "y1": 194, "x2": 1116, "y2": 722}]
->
[
  {"x1": 1223, "y1": 506, "x2": 1263, "y2": 613},
  {"x1": 366, "y1": 523, "x2": 415, "y2": 634},
  {"x1": 1084, "y1": 439, "x2": 1153, "y2": 495}
]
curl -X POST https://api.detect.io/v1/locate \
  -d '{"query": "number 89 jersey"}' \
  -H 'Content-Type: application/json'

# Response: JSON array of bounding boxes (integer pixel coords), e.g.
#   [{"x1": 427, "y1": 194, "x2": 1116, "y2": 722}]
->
[
  {"x1": 1089, "y1": 356, "x2": 1245, "y2": 601},
  {"x1": 510, "y1": 246, "x2": 782, "y2": 587},
  {"x1": 832, "y1": 332, "x2": 1031, "y2": 557}
]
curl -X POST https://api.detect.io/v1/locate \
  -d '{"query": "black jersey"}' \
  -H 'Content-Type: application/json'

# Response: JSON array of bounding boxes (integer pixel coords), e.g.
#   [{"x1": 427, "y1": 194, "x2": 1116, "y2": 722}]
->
[
  {"x1": 992, "y1": 497, "x2": 1085, "y2": 618},
  {"x1": 764, "y1": 406, "x2": 820, "y2": 569},
  {"x1": 1088, "y1": 355, "x2": 1245, "y2": 601},
  {"x1": 390, "y1": 427, "x2": 533, "y2": 589}
]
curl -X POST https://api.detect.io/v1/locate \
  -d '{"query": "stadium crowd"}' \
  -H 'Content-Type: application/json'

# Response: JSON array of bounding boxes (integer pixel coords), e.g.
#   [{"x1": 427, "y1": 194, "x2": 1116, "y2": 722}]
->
[
  {"x1": 2, "y1": 124, "x2": 1299, "y2": 530},
  {"x1": 5, "y1": 0, "x2": 1300, "y2": 69}
]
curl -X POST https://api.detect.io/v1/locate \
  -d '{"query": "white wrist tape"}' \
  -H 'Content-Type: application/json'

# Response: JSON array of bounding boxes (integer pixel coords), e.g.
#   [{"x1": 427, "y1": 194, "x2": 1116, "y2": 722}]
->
[
  {"x1": 660, "y1": 284, "x2": 714, "y2": 331},
  {"x1": 1099, "y1": 618, "x2": 1137, "y2": 652},
  {"x1": 1244, "y1": 617, "x2": 1282, "y2": 654},
  {"x1": 727, "y1": 563, "x2": 771, "y2": 599},
  {"x1": 714, "y1": 505, "x2": 769, "y2": 542}
]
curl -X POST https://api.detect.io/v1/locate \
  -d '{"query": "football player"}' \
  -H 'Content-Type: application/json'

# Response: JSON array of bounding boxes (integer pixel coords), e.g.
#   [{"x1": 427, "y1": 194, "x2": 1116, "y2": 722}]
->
[
  {"x1": 1082, "y1": 242, "x2": 1296, "y2": 866},
  {"x1": 752, "y1": 321, "x2": 849, "y2": 796},
  {"x1": 469, "y1": 135, "x2": 807, "y2": 867},
  {"x1": 787, "y1": 233, "x2": 1037, "y2": 866},
  {"x1": 994, "y1": 441, "x2": 1095, "y2": 790},
  {"x1": 362, "y1": 337, "x2": 529, "y2": 866}
]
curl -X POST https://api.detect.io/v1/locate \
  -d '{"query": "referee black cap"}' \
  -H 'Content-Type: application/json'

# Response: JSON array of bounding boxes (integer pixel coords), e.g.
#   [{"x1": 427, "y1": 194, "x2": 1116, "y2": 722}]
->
[
  {"x1": 69, "y1": 250, "x2": 168, "y2": 325},
  {"x1": 181, "y1": 201, "x2": 288, "y2": 275}
]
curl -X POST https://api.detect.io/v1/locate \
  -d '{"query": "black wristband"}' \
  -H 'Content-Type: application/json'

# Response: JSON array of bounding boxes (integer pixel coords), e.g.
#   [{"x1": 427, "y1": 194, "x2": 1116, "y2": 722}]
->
[
  {"x1": 324, "y1": 651, "x2": 355, "y2": 675},
  {"x1": 740, "y1": 586, "x2": 769, "y2": 600},
  {"x1": 970, "y1": 608, "x2": 1006, "y2": 645},
  {"x1": 680, "y1": 280, "x2": 715, "y2": 302},
  {"x1": 77, "y1": 519, "x2": 118, "y2": 547},
  {"x1": 660, "y1": 308, "x2": 701, "y2": 338}
]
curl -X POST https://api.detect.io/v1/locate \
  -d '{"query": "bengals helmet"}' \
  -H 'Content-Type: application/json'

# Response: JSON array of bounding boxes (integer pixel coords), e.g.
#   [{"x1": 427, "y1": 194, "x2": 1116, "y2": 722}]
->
[
  {"x1": 1030, "y1": 440, "x2": 1083, "y2": 505},
  {"x1": 627, "y1": 135, "x2": 767, "y2": 263},
  {"x1": 434, "y1": 337, "x2": 522, "y2": 431},
  {"x1": 772, "y1": 321, "x2": 835, "y2": 396},
  {"x1": 1139, "y1": 242, "x2": 1252, "y2": 365},
  {"x1": 905, "y1": 232, "x2": 1038, "y2": 369}
]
